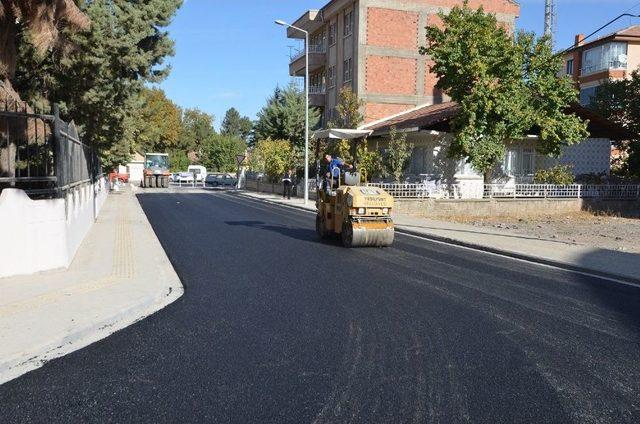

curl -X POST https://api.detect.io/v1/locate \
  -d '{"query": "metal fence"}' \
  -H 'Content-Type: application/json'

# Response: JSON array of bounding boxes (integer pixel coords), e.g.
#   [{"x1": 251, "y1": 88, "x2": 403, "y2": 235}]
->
[
  {"x1": 366, "y1": 182, "x2": 640, "y2": 200},
  {"x1": 0, "y1": 102, "x2": 100, "y2": 198}
]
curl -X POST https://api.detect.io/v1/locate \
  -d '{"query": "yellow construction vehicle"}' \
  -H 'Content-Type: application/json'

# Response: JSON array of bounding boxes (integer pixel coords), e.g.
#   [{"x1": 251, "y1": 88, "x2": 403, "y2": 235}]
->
[{"x1": 313, "y1": 129, "x2": 395, "y2": 247}]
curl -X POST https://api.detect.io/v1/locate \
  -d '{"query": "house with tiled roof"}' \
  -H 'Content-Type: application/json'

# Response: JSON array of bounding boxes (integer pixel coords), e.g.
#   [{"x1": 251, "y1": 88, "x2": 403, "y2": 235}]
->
[{"x1": 563, "y1": 25, "x2": 640, "y2": 105}]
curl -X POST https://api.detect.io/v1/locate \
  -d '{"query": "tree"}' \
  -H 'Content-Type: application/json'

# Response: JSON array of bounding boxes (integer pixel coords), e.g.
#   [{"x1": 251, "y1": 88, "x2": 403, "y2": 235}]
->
[
  {"x1": 357, "y1": 143, "x2": 384, "y2": 181},
  {"x1": 179, "y1": 108, "x2": 215, "y2": 162},
  {"x1": 12, "y1": 0, "x2": 182, "y2": 168},
  {"x1": 253, "y1": 83, "x2": 321, "y2": 150},
  {"x1": 385, "y1": 126, "x2": 413, "y2": 182},
  {"x1": 135, "y1": 88, "x2": 182, "y2": 154},
  {"x1": 329, "y1": 86, "x2": 364, "y2": 129},
  {"x1": 419, "y1": 1, "x2": 588, "y2": 181},
  {"x1": 202, "y1": 134, "x2": 246, "y2": 173},
  {"x1": 221, "y1": 107, "x2": 252, "y2": 142},
  {"x1": 251, "y1": 139, "x2": 294, "y2": 182},
  {"x1": 591, "y1": 69, "x2": 640, "y2": 179}
]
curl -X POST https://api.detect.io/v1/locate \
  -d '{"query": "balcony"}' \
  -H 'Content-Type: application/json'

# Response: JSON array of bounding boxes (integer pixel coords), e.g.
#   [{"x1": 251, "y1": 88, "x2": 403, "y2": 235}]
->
[
  {"x1": 309, "y1": 85, "x2": 326, "y2": 107},
  {"x1": 289, "y1": 44, "x2": 326, "y2": 77},
  {"x1": 581, "y1": 59, "x2": 628, "y2": 76}
]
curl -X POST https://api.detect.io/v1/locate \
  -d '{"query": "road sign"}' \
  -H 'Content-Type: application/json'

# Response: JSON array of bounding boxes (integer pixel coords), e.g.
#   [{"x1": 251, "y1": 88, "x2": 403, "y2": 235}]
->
[{"x1": 236, "y1": 155, "x2": 246, "y2": 166}]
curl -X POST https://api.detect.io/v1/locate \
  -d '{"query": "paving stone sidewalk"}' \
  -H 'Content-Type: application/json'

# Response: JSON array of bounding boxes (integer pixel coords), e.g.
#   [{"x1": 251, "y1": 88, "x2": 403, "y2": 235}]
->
[
  {"x1": 0, "y1": 186, "x2": 183, "y2": 384},
  {"x1": 240, "y1": 190, "x2": 640, "y2": 284}
]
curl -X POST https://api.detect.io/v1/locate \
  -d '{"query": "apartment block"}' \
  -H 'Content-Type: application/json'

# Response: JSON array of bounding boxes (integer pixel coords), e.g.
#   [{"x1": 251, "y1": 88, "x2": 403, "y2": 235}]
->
[
  {"x1": 285, "y1": 0, "x2": 520, "y2": 125},
  {"x1": 563, "y1": 25, "x2": 640, "y2": 105}
]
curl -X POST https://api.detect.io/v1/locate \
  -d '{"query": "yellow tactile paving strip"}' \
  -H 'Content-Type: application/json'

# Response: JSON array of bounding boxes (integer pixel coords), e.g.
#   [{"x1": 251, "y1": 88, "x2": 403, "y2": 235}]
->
[{"x1": 0, "y1": 193, "x2": 136, "y2": 318}]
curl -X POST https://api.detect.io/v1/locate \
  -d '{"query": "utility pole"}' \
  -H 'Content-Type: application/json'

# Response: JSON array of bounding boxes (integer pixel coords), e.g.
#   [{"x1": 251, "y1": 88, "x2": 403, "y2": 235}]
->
[{"x1": 544, "y1": 0, "x2": 557, "y2": 48}]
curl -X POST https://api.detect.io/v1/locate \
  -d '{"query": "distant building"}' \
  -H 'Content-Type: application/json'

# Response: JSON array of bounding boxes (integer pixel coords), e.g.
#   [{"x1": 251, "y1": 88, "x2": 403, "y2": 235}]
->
[
  {"x1": 563, "y1": 25, "x2": 640, "y2": 105},
  {"x1": 284, "y1": 0, "x2": 520, "y2": 125}
]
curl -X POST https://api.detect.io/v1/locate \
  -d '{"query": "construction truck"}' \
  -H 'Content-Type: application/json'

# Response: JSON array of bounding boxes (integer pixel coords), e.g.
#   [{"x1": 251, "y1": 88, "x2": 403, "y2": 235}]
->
[
  {"x1": 313, "y1": 129, "x2": 395, "y2": 248},
  {"x1": 141, "y1": 153, "x2": 171, "y2": 188}
]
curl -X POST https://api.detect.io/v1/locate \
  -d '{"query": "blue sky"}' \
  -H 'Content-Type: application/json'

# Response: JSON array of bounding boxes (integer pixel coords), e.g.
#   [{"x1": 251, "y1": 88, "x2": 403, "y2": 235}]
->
[{"x1": 159, "y1": 0, "x2": 640, "y2": 128}]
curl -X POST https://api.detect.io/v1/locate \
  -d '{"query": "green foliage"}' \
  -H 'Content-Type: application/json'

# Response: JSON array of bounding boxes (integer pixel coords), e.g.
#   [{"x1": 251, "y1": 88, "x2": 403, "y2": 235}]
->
[
  {"x1": 357, "y1": 143, "x2": 384, "y2": 181},
  {"x1": 534, "y1": 165, "x2": 575, "y2": 185},
  {"x1": 13, "y1": 0, "x2": 182, "y2": 168},
  {"x1": 325, "y1": 139, "x2": 353, "y2": 164},
  {"x1": 329, "y1": 86, "x2": 364, "y2": 129},
  {"x1": 253, "y1": 83, "x2": 321, "y2": 150},
  {"x1": 135, "y1": 88, "x2": 182, "y2": 154},
  {"x1": 385, "y1": 126, "x2": 413, "y2": 182},
  {"x1": 179, "y1": 108, "x2": 216, "y2": 159},
  {"x1": 420, "y1": 1, "x2": 588, "y2": 179},
  {"x1": 591, "y1": 68, "x2": 640, "y2": 179},
  {"x1": 251, "y1": 139, "x2": 294, "y2": 183},
  {"x1": 202, "y1": 134, "x2": 246, "y2": 173},
  {"x1": 221, "y1": 107, "x2": 252, "y2": 142},
  {"x1": 168, "y1": 149, "x2": 190, "y2": 172}
]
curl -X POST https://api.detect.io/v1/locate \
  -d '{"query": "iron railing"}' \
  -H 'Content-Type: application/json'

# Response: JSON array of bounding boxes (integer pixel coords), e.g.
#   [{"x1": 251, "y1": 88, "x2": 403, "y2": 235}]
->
[
  {"x1": 290, "y1": 44, "x2": 326, "y2": 61},
  {"x1": 365, "y1": 182, "x2": 640, "y2": 200},
  {"x1": 0, "y1": 101, "x2": 101, "y2": 198}
]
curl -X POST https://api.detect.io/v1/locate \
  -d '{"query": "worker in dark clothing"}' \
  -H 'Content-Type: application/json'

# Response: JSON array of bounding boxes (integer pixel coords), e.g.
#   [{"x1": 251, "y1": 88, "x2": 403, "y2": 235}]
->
[{"x1": 282, "y1": 169, "x2": 293, "y2": 199}]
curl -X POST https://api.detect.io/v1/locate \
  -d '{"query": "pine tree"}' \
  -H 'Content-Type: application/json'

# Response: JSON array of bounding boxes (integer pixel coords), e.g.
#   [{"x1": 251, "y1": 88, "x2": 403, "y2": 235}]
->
[
  {"x1": 13, "y1": 0, "x2": 182, "y2": 167},
  {"x1": 221, "y1": 107, "x2": 253, "y2": 142}
]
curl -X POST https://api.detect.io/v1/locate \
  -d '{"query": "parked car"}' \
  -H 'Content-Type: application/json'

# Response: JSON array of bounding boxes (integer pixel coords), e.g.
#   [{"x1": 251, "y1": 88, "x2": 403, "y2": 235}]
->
[
  {"x1": 169, "y1": 173, "x2": 180, "y2": 182},
  {"x1": 206, "y1": 173, "x2": 237, "y2": 187},
  {"x1": 176, "y1": 172, "x2": 194, "y2": 183}
]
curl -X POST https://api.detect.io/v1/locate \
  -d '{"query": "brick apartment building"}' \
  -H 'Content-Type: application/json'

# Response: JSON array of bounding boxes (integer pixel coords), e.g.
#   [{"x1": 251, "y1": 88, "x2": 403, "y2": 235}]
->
[
  {"x1": 563, "y1": 25, "x2": 640, "y2": 105},
  {"x1": 285, "y1": 0, "x2": 520, "y2": 125}
]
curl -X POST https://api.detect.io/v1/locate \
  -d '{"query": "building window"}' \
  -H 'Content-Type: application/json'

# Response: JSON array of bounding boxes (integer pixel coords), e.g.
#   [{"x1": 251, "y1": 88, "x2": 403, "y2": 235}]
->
[
  {"x1": 503, "y1": 145, "x2": 537, "y2": 176},
  {"x1": 344, "y1": 10, "x2": 353, "y2": 37},
  {"x1": 310, "y1": 30, "x2": 326, "y2": 52},
  {"x1": 581, "y1": 42, "x2": 628, "y2": 75},
  {"x1": 310, "y1": 70, "x2": 326, "y2": 94},
  {"x1": 579, "y1": 86, "x2": 599, "y2": 106},
  {"x1": 566, "y1": 59, "x2": 574, "y2": 75},
  {"x1": 328, "y1": 65, "x2": 336, "y2": 88},
  {"x1": 328, "y1": 23, "x2": 336, "y2": 46},
  {"x1": 343, "y1": 58, "x2": 353, "y2": 82}
]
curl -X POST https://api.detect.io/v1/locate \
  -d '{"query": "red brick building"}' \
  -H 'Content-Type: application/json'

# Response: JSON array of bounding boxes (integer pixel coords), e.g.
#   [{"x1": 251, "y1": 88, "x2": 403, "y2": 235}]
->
[{"x1": 284, "y1": 0, "x2": 520, "y2": 125}]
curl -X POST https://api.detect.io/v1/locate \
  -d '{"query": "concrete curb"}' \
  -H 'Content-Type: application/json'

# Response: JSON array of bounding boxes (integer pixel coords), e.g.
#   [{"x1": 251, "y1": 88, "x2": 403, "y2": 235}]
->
[
  {"x1": 0, "y1": 193, "x2": 184, "y2": 385},
  {"x1": 236, "y1": 191, "x2": 640, "y2": 286}
]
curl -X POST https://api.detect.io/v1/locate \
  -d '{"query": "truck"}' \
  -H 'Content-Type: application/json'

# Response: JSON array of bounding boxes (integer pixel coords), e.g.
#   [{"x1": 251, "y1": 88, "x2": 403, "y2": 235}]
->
[
  {"x1": 187, "y1": 165, "x2": 207, "y2": 183},
  {"x1": 141, "y1": 153, "x2": 171, "y2": 188}
]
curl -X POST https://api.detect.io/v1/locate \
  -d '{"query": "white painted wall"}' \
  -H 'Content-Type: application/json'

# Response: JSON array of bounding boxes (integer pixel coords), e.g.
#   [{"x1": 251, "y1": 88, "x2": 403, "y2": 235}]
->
[{"x1": 0, "y1": 179, "x2": 108, "y2": 279}]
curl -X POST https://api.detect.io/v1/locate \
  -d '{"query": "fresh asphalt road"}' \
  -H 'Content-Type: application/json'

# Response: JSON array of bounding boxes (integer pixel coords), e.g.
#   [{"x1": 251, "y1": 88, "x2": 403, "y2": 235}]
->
[{"x1": 1, "y1": 191, "x2": 640, "y2": 423}]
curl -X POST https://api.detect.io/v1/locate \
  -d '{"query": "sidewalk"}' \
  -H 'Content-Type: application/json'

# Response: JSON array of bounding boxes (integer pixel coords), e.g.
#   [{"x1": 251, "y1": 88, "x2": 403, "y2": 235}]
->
[
  {"x1": 239, "y1": 190, "x2": 640, "y2": 284},
  {"x1": 0, "y1": 186, "x2": 183, "y2": 384}
]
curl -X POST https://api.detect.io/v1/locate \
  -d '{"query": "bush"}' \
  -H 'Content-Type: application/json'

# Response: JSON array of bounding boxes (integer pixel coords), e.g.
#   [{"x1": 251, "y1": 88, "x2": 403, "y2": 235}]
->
[{"x1": 534, "y1": 165, "x2": 575, "y2": 185}]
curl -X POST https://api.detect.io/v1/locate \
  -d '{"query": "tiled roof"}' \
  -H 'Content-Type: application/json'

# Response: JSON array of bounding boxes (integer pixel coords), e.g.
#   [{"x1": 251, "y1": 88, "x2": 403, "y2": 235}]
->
[
  {"x1": 361, "y1": 102, "x2": 460, "y2": 134},
  {"x1": 362, "y1": 101, "x2": 634, "y2": 140}
]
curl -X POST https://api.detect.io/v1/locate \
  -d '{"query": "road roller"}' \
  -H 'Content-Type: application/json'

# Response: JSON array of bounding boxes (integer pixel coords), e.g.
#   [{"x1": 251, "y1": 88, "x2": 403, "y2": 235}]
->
[{"x1": 316, "y1": 172, "x2": 394, "y2": 247}]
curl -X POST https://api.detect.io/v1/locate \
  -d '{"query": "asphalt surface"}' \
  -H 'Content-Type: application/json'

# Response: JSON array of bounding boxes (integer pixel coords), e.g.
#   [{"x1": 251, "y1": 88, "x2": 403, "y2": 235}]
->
[{"x1": 1, "y1": 191, "x2": 640, "y2": 423}]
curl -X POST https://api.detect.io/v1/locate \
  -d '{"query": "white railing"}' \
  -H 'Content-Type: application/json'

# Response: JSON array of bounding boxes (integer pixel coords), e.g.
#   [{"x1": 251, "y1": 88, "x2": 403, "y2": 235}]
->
[
  {"x1": 366, "y1": 182, "x2": 456, "y2": 199},
  {"x1": 484, "y1": 184, "x2": 640, "y2": 199},
  {"x1": 365, "y1": 182, "x2": 640, "y2": 200}
]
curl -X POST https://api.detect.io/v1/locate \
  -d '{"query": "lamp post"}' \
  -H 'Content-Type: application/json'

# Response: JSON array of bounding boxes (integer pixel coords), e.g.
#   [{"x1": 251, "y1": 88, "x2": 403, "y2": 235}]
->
[{"x1": 275, "y1": 19, "x2": 310, "y2": 205}]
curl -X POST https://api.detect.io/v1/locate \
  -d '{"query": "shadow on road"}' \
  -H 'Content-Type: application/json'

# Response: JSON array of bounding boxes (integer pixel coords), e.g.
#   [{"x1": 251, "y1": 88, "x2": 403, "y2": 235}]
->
[{"x1": 225, "y1": 220, "x2": 337, "y2": 244}]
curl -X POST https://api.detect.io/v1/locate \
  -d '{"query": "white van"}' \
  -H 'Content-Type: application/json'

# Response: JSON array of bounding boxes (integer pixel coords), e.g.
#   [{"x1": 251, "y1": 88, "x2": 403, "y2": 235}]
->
[{"x1": 187, "y1": 165, "x2": 207, "y2": 182}]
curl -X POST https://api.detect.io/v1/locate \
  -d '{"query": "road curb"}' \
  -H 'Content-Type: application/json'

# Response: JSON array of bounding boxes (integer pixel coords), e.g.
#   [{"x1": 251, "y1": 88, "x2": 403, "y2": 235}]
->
[
  {"x1": 0, "y1": 192, "x2": 184, "y2": 385},
  {"x1": 237, "y1": 191, "x2": 640, "y2": 286}
]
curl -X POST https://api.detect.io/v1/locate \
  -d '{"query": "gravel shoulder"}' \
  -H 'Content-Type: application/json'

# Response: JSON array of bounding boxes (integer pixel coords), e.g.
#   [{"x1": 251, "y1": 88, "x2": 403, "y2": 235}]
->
[{"x1": 443, "y1": 212, "x2": 640, "y2": 254}]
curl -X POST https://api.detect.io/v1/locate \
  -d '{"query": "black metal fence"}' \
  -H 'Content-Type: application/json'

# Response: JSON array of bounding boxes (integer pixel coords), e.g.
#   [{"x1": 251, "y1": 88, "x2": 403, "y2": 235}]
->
[{"x1": 0, "y1": 101, "x2": 101, "y2": 198}]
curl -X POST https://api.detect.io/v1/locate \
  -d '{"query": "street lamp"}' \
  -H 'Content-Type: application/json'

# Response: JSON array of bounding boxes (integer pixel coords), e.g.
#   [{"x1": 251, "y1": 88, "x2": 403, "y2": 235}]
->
[{"x1": 275, "y1": 19, "x2": 310, "y2": 205}]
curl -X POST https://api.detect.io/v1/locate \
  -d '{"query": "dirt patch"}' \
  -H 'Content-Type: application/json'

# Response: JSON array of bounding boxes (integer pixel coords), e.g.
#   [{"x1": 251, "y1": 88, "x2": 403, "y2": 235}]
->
[{"x1": 445, "y1": 211, "x2": 640, "y2": 254}]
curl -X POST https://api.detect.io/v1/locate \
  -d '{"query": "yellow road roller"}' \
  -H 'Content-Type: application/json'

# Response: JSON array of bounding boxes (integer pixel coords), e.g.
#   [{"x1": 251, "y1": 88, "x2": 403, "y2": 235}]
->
[{"x1": 316, "y1": 175, "x2": 395, "y2": 247}]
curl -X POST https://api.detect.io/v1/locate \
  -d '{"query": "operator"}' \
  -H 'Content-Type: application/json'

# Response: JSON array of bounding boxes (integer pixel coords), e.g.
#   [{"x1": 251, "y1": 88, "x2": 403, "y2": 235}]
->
[{"x1": 324, "y1": 154, "x2": 353, "y2": 179}]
